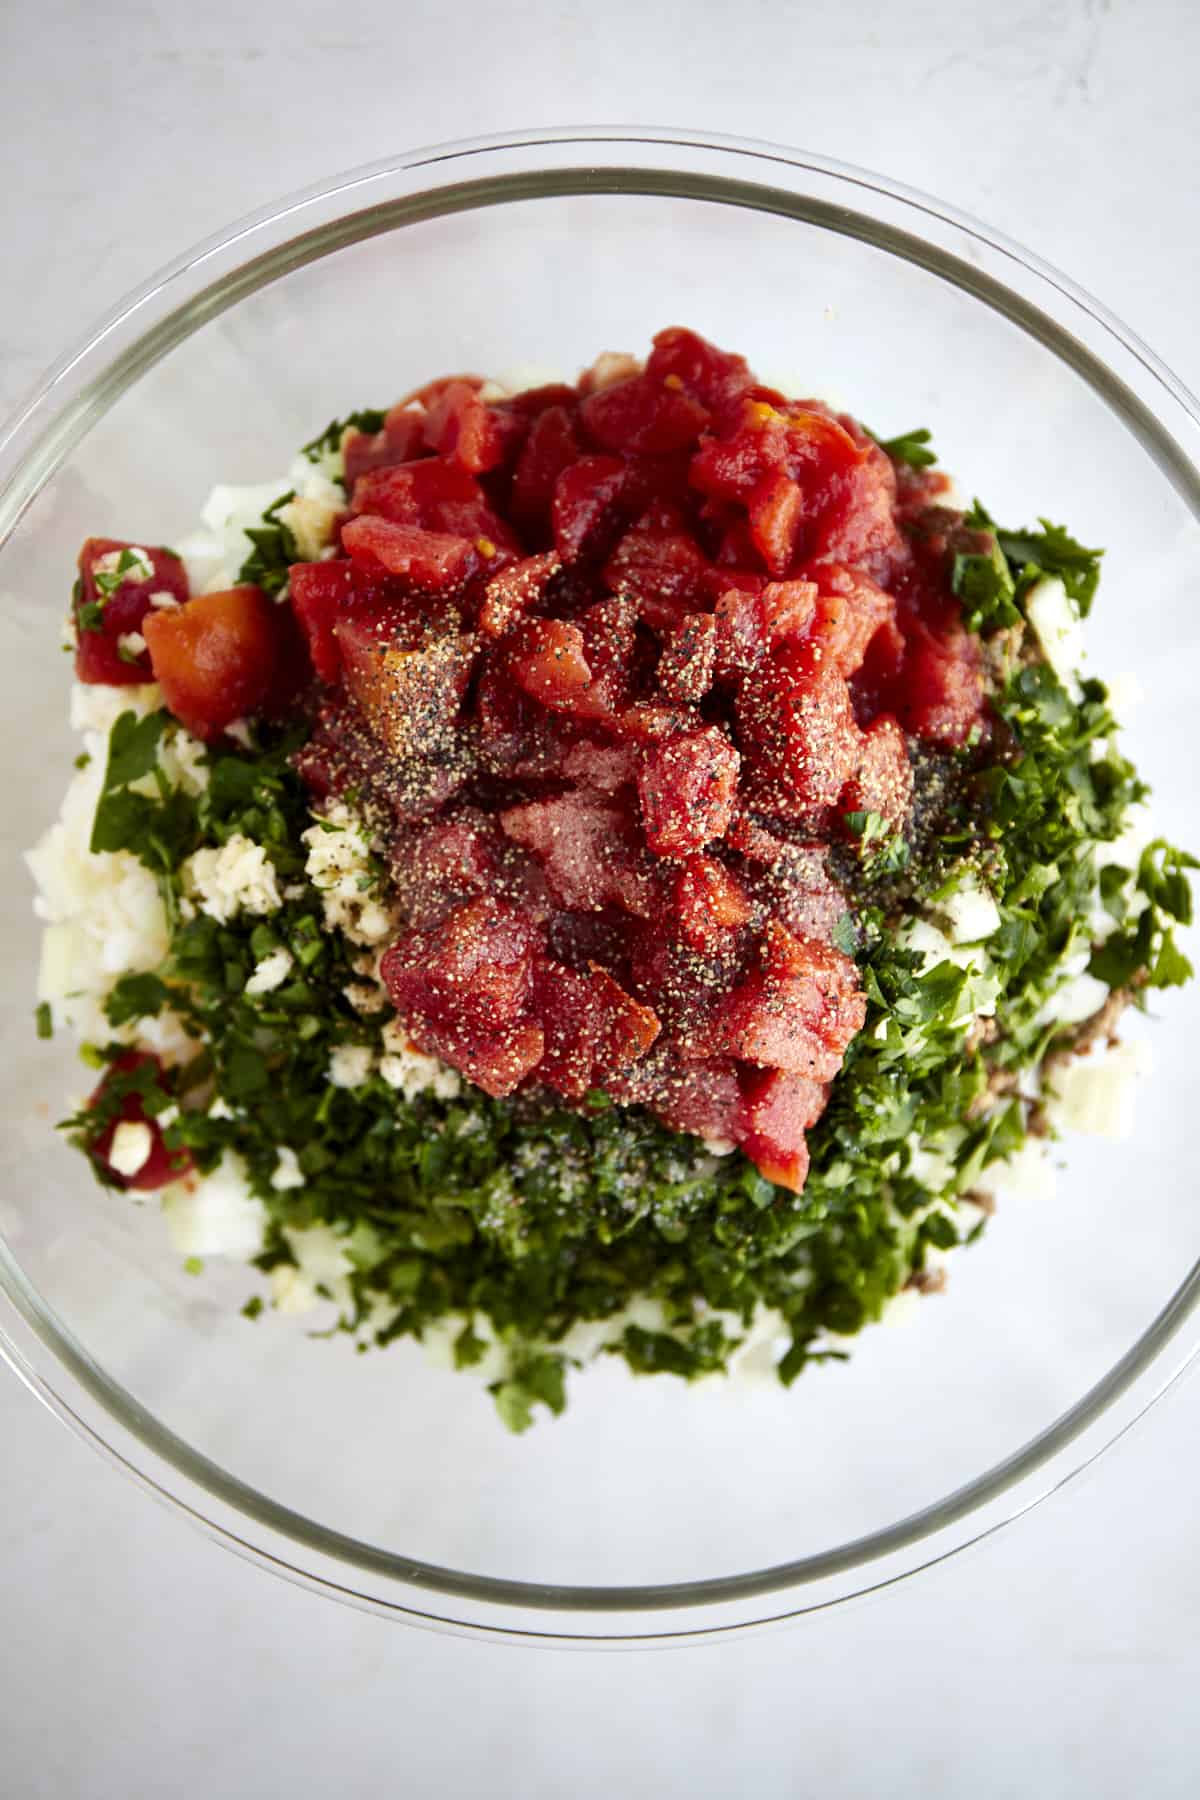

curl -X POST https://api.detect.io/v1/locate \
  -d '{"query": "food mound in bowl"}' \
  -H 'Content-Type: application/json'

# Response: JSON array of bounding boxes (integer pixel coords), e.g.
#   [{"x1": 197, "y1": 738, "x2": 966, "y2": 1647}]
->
[{"x1": 27, "y1": 329, "x2": 1193, "y2": 1429}]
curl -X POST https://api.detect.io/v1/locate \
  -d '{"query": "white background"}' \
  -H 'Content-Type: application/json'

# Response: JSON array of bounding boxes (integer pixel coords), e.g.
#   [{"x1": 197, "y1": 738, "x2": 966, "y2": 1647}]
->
[{"x1": 2, "y1": 2, "x2": 1198, "y2": 1794}]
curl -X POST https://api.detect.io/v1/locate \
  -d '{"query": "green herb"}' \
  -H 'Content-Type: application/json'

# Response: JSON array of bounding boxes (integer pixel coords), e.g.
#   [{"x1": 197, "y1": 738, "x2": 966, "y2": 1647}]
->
[
  {"x1": 301, "y1": 410, "x2": 387, "y2": 466},
  {"x1": 35, "y1": 1002, "x2": 53, "y2": 1040},
  {"x1": 965, "y1": 503, "x2": 1104, "y2": 620},
  {"x1": 92, "y1": 547, "x2": 153, "y2": 602},
  {"x1": 104, "y1": 972, "x2": 171, "y2": 1027},
  {"x1": 868, "y1": 425, "x2": 938, "y2": 468},
  {"x1": 490, "y1": 1352, "x2": 568, "y2": 1433},
  {"x1": 235, "y1": 493, "x2": 300, "y2": 597},
  {"x1": 952, "y1": 533, "x2": 1020, "y2": 634},
  {"x1": 88, "y1": 709, "x2": 200, "y2": 929},
  {"x1": 996, "y1": 519, "x2": 1103, "y2": 618},
  {"x1": 843, "y1": 810, "x2": 911, "y2": 878}
]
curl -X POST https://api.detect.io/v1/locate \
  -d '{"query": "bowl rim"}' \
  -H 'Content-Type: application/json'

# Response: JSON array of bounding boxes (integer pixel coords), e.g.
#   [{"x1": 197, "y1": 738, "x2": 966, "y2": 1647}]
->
[{"x1": 3, "y1": 124, "x2": 1198, "y2": 1642}]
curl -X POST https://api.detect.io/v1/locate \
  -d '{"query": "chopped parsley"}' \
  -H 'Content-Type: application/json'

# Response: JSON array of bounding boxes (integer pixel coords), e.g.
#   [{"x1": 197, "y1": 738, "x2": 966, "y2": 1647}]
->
[
  {"x1": 967, "y1": 503, "x2": 1103, "y2": 618},
  {"x1": 868, "y1": 425, "x2": 938, "y2": 468},
  {"x1": 300, "y1": 411, "x2": 388, "y2": 492},
  {"x1": 952, "y1": 531, "x2": 1020, "y2": 634},
  {"x1": 235, "y1": 492, "x2": 300, "y2": 597},
  {"x1": 301, "y1": 410, "x2": 387, "y2": 462},
  {"x1": 92, "y1": 546, "x2": 152, "y2": 601},
  {"x1": 843, "y1": 809, "x2": 912, "y2": 879}
]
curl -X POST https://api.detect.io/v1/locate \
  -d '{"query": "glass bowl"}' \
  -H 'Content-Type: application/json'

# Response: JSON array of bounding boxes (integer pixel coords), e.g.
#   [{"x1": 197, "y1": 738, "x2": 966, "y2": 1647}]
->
[{"x1": 1, "y1": 128, "x2": 1198, "y2": 1645}]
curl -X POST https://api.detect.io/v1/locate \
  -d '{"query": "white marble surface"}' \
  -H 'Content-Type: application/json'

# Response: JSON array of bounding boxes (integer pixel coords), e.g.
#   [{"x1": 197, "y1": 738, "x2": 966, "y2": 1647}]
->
[{"x1": 2, "y1": 2, "x2": 1198, "y2": 1794}]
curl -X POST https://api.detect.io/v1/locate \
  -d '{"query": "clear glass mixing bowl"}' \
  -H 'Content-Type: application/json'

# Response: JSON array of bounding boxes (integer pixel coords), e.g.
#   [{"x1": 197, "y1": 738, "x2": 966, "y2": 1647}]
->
[{"x1": 1, "y1": 129, "x2": 1198, "y2": 1644}]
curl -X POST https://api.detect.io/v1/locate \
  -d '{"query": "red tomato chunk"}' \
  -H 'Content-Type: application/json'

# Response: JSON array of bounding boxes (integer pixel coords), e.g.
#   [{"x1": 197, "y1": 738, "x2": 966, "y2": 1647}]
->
[
  {"x1": 83, "y1": 329, "x2": 1001, "y2": 1191},
  {"x1": 143, "y1": 586, "x2": 303, "y2": 741},
  {"x1": 75, "y1": 540, "x2": 190, "y2": 685},
  {"x1": 637, "y1": 727, "x2": 740, "y2": 859},
  {"x1": 87, "y1": 1052, "x2": 191, "y2": 1192}
]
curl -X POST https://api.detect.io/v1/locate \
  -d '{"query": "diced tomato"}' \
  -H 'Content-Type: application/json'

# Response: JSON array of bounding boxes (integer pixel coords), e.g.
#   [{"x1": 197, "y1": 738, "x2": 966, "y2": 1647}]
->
[
  {"x1": 606, "y1": 1049, "x2": 743, "y2": 1143},
  {"x1": 474, "y1": 660, "x2": 571, "y2": 780},
  {"x1": 421, "y1": 379, "x2": 526, "y2": 474},
  {"x1": 561, "y1": 738, "x2": 637, "y2": 793},
  {"x1": 580, "y1": 371, "x2": 710, "y2": 456},
  {"x1": 510, "y1": 405, "x2": 581, "y2": 538},
  {"x1": 674, "y1": 855, "x2": 751, "y2": 953},
  {"x1": 289, "y1": 557, "x2": 447, "y2": 686},
  {"x1": 806, "y1": 442, "x2": 901, "y2": 574},
  {"x1": 616, "y1": 700, "x2": 700, "y2": 744},
  {"x1": 533, "y1": 957, "x2": 660, "y2": 1099},
  {"x1": 724, "y1": 808, "x2": 794, "y2": 865},
  {"x1": 712, "y1": 513, "x2": 766, "y2": 572},
  {"x1": 500, "y1": 792, "x2": 659, "y2": 917},
  {"x1": 690, "y1": 399, "x2": 862, "y2": 507},
  {"x1": 381, "y1": 897, "x2": 540, "y2": 1026},
  {"x1": 626, "y1": 926, "x2": 735, "y2": 1062},
  {"x1": 289, "y1": 560, "x2": 358, "y2": 682},
  {"x1": 736, "y1": 651, "x2": 863, "y2": 818},
  {"x1": 637, "y1": 726, "x2": 741, "y2": 859},
  {"x1": 352, "y1": 454, "x2": 476, "y2": 523},
  {"x1": 747, "y1": 471, "x2": 804, "y2": 576},
  {"x1": 143, "y1": 585, "x2": 293, "y2": 740},
  {"x1": 87, "y1": 1051, "x2": 191, "y2": 1192},
  {"x1": 74, "y1": 539, "x2": 190, "y2": 685},
  {"x1": 342, "y1": 514, "x2": 477, "y2": 588},
  {"x1": 478, "y1": 551, "x2": 559, "y2": 638},
  {"x1": 839, "y1": 714, "x2": 912, "y2": 831},
  {"x1": 396, "y1": 372, "x2": 485, "y2": 409},
  {"x1": 552, "y1": 455, "x2": 631, "y2": 562},
  {"x1": 735, "y1": 1067, "x2": 828, "y2": 1193},
  {"x1": 803, "y1": 565, "x2": 895, "y2": 679},
  {"x1": 333, "y1": 616, "x2": 475, "y2": 757},
  {"x1": 743, "y1": 842, "x2": 848, "y2": 943},
  {"x1": 891, "y1": 620, "x2": 987, "y2": 746},
  {"x1": 342, "y1": 404, "x2": 429, "y2": 488},
  {"x1": 505, "y1": 595, "x2": 635, "y2": 723},
  {"x1": 509, "y1": 618, "x2": 594, "y2": 711},
  {"x1": 572, "y1": 595, "x2": 638, "y2": 718},
  {"x1": 718, "y1": 922, "x2": 865, "y2": 1081},
  {"x1": 380, "y1": 898, "x2": 544, "y2": 1096},
  {"x1": 656, "y1": 1057, "x2": 743, "y2": 1143},
  {"x1": 852, "y1": 616, "x2": 908, "y2": 719},
  {"x1": 291, "y1": 694, "x2": 369, "y2": 801},
  {"x1": 603, "y1": 502, "x2": 713, "y2": 628},
  {"x1": 713, "y1": 580, "x2": 816, "y2": 680},
  {"x1": 506, "y1": 382, "x2": 581, "y2": 417},
  {"x1": 294, "y1": 686, "x2": 469, "y2": 823},
  {"x1": 350, "y1": 455, "x2": 521, "y2": 552},
  {"x1": 657, "y1": 612, "x2": 717, "y2": 703},
  {"x1": 699, "y1": 565, "x2": 765, "y2": 606},
  {"x1": 390, "y1": 810, "x2": 502, "y2": 929},
  {"x1": 761, "y1": 581, "x2": 821, "y2": 639},
  {"x1": 427, "y1": 1015, "x2": 548, "y2": 1098},
  {"x1": 646, "y1": 327, "x2": 752, "y2": 419}
]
